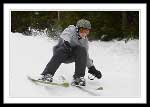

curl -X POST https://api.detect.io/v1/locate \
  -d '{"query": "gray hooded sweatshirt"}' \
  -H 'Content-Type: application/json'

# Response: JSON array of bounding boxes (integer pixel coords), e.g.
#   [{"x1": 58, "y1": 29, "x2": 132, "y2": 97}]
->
[{"x1": 54, "y1": 25, "x2": 94, "y2": 68}]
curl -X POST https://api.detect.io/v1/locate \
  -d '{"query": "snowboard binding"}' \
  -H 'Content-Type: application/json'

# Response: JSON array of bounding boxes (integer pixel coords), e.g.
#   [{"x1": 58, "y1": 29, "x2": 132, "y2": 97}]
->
[{"x1": 71, "y1": 77, "x2": 86, "y2": 86}]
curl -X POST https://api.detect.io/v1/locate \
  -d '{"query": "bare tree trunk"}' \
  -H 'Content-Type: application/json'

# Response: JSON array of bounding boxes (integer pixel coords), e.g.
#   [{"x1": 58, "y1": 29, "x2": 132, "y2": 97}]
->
[
  {"x1": 122, "y1": 11, "x2": 127, "y2": 33},
  {"x1": 57, "y1": 11, "x2": 60, "y2": 22},
  {"x1": 121, "y1": 11, "x2": 128, "y2": 40}
]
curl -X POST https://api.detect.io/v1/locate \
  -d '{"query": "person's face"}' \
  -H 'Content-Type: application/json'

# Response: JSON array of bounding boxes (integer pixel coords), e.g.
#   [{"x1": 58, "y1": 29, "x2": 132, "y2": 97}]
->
[{"x1": 79, "y1": 28, "x2": 90, "y2": 38}]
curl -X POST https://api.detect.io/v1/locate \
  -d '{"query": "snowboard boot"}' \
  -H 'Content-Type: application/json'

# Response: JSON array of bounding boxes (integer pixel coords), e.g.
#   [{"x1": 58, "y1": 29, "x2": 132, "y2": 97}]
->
[
  {"x1": 38, "y1": 74, "x2": 53, "y2": 82},
  {"x1": 71, "y1": 77, "x2": 86, "y2": 86}
]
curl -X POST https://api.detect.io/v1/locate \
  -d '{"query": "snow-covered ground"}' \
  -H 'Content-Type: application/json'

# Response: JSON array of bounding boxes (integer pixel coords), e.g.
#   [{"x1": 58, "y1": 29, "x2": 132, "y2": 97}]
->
[{"x1": 9, "y1": 32, "x2": 140, "y2": 98}]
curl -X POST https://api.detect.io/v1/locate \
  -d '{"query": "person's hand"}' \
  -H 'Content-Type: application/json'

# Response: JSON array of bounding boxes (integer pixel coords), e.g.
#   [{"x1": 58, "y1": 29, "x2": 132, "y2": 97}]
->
[
  {"x1": 63, "y1": 41, "x2": 72, "y2": 52},
  {"x1": 88, "y1": 66, "x2": 102, "y2": 79}
]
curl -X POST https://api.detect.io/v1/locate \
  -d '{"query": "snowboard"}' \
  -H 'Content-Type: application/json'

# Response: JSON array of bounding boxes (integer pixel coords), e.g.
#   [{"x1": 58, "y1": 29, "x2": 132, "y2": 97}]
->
[
  {"x1": 27, "y1": 76, "x2": 69, "y2": 88},
  {"x1": 27, "y1": 75, "x2": 103, "y2": 96},
  {"x1": 74, "y1": 85, "x2": 99, "y2": 96}
]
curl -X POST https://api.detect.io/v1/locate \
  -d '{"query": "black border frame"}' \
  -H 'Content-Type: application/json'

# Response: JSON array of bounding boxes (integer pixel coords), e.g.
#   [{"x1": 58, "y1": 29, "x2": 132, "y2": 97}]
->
[{"x1": 2, "y1": 1, "x2": 149, "y2": 104}]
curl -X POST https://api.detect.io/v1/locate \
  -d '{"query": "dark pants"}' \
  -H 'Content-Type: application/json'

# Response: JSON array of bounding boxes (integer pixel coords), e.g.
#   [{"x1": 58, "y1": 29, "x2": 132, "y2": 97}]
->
[{"x1": 41, "y1": 45, "x2": 87, "y2": 78}]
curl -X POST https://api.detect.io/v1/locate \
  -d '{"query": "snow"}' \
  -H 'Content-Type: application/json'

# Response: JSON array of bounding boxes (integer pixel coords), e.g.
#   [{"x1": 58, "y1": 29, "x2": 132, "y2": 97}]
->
[{"x1": 9, "y1": 32, "x2": 140, "y2": 98}]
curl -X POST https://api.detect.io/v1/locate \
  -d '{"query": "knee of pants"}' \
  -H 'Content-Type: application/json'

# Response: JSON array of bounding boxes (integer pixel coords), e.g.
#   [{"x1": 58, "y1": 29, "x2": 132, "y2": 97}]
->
[
  {"x1": 74, "y1": 46, "x2": 87, "y2": 57},
  {"x1": 52, "y1": 47, "x2": 68, "y2": 62}
]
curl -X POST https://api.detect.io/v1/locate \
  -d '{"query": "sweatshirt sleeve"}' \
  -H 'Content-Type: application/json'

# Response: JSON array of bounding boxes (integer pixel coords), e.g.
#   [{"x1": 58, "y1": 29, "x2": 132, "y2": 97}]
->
[
  {"x1": 86, "y1": 40, "x2": 94, "y2": 68},
  {"x1": 86, "y1": 50, "x2": 94, "y2": 68},
  {"x1": 60, "y1": 25, "x2": 75, "y2": 43}
]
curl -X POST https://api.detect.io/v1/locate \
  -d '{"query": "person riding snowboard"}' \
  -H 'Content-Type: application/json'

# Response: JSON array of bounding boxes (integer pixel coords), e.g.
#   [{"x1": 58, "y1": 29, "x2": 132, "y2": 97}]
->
[{"x1": 39, "y1": 19, "x2": 102, "y2": 86}]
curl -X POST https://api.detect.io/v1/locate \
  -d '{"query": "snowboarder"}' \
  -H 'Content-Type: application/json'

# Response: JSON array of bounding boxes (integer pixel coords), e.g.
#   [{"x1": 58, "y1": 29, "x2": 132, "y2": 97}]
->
[{"x1": 38, "y1": 19, "x2": 102, "y2": 86}]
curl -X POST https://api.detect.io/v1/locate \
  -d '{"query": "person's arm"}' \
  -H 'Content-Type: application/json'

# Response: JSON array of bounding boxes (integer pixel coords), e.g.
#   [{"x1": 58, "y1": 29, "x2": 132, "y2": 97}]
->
[
  {"x1": 63, "y1": 40, "x2": 72, "y2": 52},
  {"x1": 86, "y1": 39, "x2": 102, "y2": 79},
  {"x1": 85, "y1": 40, "x2": 94, "y2": 68},
  {"x1": 86, "y1": 52, "x2": 94, "y2": 68},
  {"x1": 60, "y1": 25, "x2": 75, "y2": 43},
  {"x1": 60, "y1": 25, "x2": 75, "y2": 51}
]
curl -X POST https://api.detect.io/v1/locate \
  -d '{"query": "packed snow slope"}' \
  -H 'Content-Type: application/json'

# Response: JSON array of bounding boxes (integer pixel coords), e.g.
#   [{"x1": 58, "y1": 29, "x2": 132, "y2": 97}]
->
[{"x1": 10, "y1": 32, "x2": 140, "y2": 98}]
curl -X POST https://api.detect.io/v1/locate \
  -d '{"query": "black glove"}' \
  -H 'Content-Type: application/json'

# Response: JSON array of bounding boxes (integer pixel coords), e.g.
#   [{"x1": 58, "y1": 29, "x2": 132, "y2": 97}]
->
[
  {"x1": 88, "y1": 66, "x2": 102, "y2": 79},
  {"x1": 63, "y1": 41, "x2": 72, "y2": 52}
]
